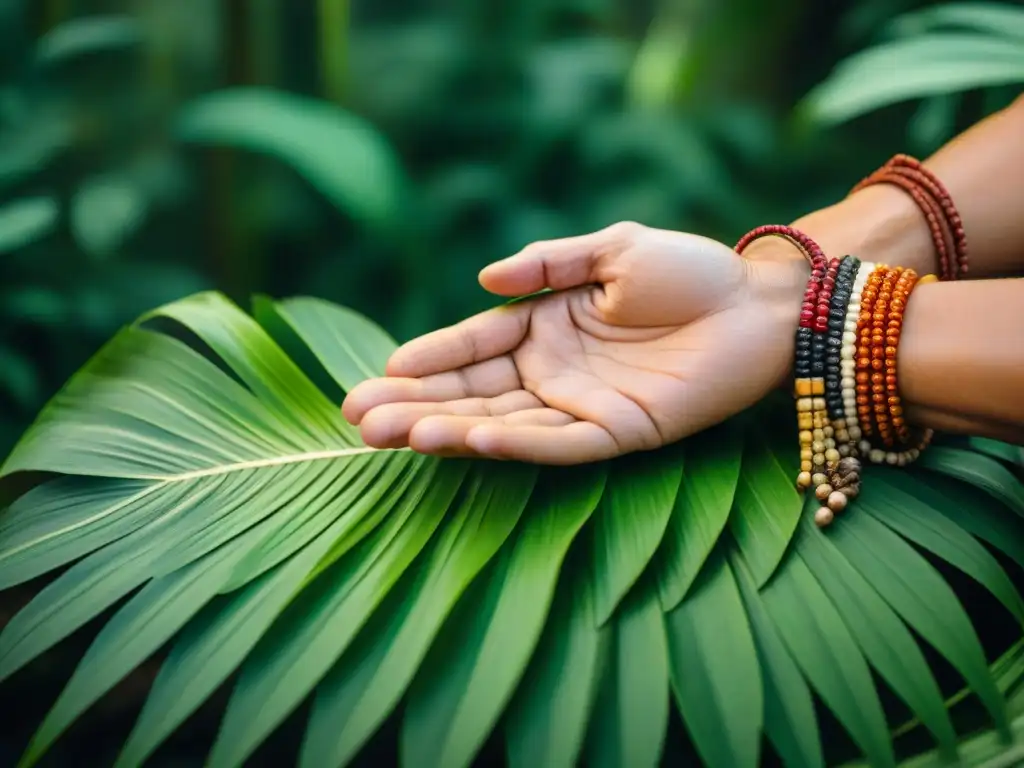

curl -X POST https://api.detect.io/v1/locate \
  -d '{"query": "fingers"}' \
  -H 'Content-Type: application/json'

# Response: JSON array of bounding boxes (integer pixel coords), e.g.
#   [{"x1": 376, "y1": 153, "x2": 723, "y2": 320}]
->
[
  {"x1": 464, "y1": 421, "x2": 620, "y2": 464},
  {"x1": 479, "y1": 222, "x2": 642, "y2": 297},
  {"x1": 384, "y1": 302, "x2": 531, "y2": 379},
  {"x1": 409, "y1": 408, "x2": 576, "y2": 456},
  {"x1": 357, "y1": 390, "x2": 543, "y2": 448},
  {"x1": 342, "y1": 356, "x2": 521, "y2": 425}
]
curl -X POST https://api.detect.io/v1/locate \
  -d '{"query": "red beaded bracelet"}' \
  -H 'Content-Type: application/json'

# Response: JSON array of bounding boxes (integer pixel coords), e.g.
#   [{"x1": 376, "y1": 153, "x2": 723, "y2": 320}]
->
[{"x1": 850, "y1": 154, "x2": 968, "y2": 280}]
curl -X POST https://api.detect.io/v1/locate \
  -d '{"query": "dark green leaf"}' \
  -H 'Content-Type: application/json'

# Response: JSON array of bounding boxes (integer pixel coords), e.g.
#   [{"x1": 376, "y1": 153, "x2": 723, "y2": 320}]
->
[
  {"x1": 506, "y1": 552, "x2": 608, "y2": 768},
  {"x1": 730, "y1": 429, "x2": 802, "y2": 587},
  {"x1": 795, "y1": 515, "x2": 957, "y2": 758},
  {"x1": 828, "y1": 504, "x2": 1009, "y2": 738},
  {"x1": 866, "y1": 472, "x2": 1024, "y2": 626},
  {"x1": 761, "y1": 552, "x2": 895, "y2": 767},
  {"x1": 656, "y1": 424, "x2": 742, "y2": 610},
  {"x1": 584, "y1": 580, "x2": 669, "y2": 768},
  {"x1": 590, "y1": 447, "x2": 681, "y2": 624},
  {"x1": 665, "y1": 549, "x2": 762, "y2": 768},
  {"x1": 295, "y1": 464, "x2": 537, "y2": 768},
  {"x1": 401, "y1": 467, "x2": 605, "y2": 768},
  {"x1": 919, "y1": 446, "x2": 1024, "y2": 518},
  {"x1": 730, "y1": 548, "x2": 823, "y2": 768}
]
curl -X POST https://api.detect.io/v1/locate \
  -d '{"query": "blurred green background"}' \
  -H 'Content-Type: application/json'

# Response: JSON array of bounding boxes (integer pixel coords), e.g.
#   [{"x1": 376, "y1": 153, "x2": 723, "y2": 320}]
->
[{"x1": 0, "y1": 0, "x2": 1019, "y2": 459}]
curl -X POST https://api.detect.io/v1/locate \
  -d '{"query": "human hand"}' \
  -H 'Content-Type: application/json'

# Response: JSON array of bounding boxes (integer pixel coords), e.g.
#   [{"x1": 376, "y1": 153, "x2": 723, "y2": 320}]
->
[{"x1": 342, "y1": 222, "x2": 809, "y2": 464}]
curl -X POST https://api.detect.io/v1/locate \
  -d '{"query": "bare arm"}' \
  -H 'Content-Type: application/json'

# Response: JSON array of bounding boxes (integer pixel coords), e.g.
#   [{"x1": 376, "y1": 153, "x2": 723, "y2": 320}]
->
[
  {"x1": 749, "y1": 93, "x2": 1024, "y2": 279},
  {"x1": 899, "y1": 278, "x2": 1024, "y2": 444},
  {"x1": 745, "y1": 94, "x2": 1024, "y2": 443}
]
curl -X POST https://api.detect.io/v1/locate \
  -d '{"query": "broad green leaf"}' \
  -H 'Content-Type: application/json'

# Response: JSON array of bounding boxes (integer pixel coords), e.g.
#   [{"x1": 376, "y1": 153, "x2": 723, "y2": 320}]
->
[
  {"x1": 828, "y1": 505, "x2": 1009, "y2": 737},
  {"x1": 865, "y1": 473, "x2": 1024, "y2": 626},
  {"x1": 583, "y1": 580, "x2": 669, "y2": 768},
  {"x1": 761, "y1": 553, "x2": 895, "y2": 767},
  {"x1": 272, "y1": 296, "x2": 399, "y2": 391},
  {"x1": 112, "y1": 458, "x2": 438, "y2": 768},
  {"x1": 295, "y1": 464, "x2": 537, "y2": 768},
  {"x1": 220, "y1": 451, "x2": 395, "y2": 589},
  {"x1": 967, "y1": 436, "x2": 1024, "y2": 467},
  {"x1": 665, "y1": 549, "x2": 762, "y2": 768},
  {"x1": 804, "y1": 34, "x2": 1024, "y2": 125},
  {"x1": 656, "y1": 423, "x2": 742, "y2": 610},
  {"x1": 0, "y1": 327, "x2": 339, "y2": 479},
  {"x1": 35, "y1": 15, "x2": 142, "y2": 67},
  {"x1": 880, "y1": 468, "x2": 1024, "y2": 571},
  {"x1": 0, "y1": 197, "x2": 57, "y2": 254},
  {"x1": 889, "y1": 3, "x2": 1024, "y2": 41},
  {"x1": 20, "y1": 525, "x2": 268, "y2": 767},
  {"x1": 0, "y1": 477, "x2": 156, "y2": 588},
  {"x1": 115, "y1": 527, "x2": 360, "y2": 767},
  {"x1": 590, "y1": 446, "x2": 681, "y2": 624},
  {"x1": 730, "y1": 428, "x2": 802, "y2": 586},
  {"x1": 207, "y1": 460, "x2": 470, "y2": 767},
  {"x1": 176, "y1": 88, "x2": 405, "y2": 228},
  {"x1": 401, "y1": 466, "x2": 605, "y2": 768},
  {"x1": 730, "y1": 548, "x2": 823, "y2": 768},
  {"x1": 919, "y1": 446, "x2": 1024, "y2": 518},
  {"x1": 794, "y1": 515, "x2": 957, "y2": 758},
  {"x1": 0, "y1": 475, "x2": 226, "y2": 681},
  {"x1": 506, "y1": 552, "x2": 609, "y2": 768},
  {"x1": 146, "y1": 292, "x2": 352, "y2": 446}
]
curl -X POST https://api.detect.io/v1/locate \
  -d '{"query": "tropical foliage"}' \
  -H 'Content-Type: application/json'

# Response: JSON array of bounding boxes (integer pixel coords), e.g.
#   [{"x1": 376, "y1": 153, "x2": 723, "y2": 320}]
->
[
  {"x1": 3, "y1": 0, "x2": 1024, "y2": 765},
  {"x1": 1, "y1": 292, "x2": 1024, "y2": 767}
]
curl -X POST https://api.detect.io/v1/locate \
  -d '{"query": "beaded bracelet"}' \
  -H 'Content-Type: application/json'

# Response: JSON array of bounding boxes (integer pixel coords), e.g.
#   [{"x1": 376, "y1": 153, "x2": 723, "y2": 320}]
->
[
  {"x1": 854, "y1": 264, "x2": 936, "y2": 466},
  {"x1": 851, "y1": 154, "x2": 968, "y2": 280},
  {"x1": 735, "y1": 225, "x2": 941, "y2": 528}
]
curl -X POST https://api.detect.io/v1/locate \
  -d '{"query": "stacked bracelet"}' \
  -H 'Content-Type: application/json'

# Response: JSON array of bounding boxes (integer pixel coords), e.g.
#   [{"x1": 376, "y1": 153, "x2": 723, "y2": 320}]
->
[
  {"x1": 851, "y1": 154, "x2": 968, "y2": 280},
  {"x1": 735, "y1": 226, "x2": 941, "y2": 528}
]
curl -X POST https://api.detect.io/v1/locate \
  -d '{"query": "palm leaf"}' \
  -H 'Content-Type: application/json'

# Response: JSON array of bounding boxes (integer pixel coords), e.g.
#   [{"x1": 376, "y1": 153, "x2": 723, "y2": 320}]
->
[
  {"x1": 803, "y1": 3, "x2": 1024, "y2": 125},
  {"x1": 1, "y1": 291, "x2": 1024, "y2": 767}
]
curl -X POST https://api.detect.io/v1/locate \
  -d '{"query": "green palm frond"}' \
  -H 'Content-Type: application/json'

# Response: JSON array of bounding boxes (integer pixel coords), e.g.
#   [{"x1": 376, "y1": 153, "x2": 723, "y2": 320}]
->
[
  {"x1": 802, "y1": 2, "x2": 1024, "y2": 126},
  {"x1": 2, "y1": 292, "x2": 1024, "y2": 767}
]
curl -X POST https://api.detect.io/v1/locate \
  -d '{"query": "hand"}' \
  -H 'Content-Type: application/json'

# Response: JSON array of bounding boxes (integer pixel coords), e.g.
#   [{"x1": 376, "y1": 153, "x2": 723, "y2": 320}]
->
[{"x1": 342, "y1": 222, "x2": 809, "y2": 464}]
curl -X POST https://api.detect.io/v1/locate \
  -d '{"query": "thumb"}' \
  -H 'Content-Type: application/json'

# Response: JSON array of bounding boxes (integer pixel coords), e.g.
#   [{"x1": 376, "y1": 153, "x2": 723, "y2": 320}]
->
[{"x1": 479, "y1": 223, "x2": 636, "y2": 297}]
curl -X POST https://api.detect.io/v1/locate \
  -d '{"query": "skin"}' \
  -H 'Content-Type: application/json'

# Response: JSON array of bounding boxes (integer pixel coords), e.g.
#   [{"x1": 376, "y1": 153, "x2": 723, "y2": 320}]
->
[{"x1": 343, "y1": 94, "x2": 1024, "y2": 464}]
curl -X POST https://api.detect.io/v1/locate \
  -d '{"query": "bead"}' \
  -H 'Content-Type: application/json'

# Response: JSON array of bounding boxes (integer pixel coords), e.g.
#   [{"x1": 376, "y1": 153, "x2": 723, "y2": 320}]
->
[
  {"x1": 811, "y1": 472, "x2": 828, "y2": 487},
  {"x1": 827, "y1": 491, "x2": 848, "y2": 512},
  {"x1": 815, "y1": 483, "x2": 833, "y2": 501},
  {"x1": 825, "y1": 448, "x2": 841, "y2": 463},
  {"x1": 814, "y1": 507, "x2": 834, "y2": 527},
  {"x1": 869, "y1": 448, "x2": 885, "y2": 464},
  {"x1": 812, "y1": 453, "x2": 825, "y2": 466},
  {"x1": 797, "y1": 471, "x2": 812, "y2": 489}
]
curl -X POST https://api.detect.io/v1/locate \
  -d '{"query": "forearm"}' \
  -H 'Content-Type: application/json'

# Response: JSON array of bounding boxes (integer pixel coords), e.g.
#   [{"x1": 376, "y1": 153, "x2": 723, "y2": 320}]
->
[
  {"x1": 900, "y1": 278, "x2": 1024, "y2": 443},
  {"x1": 789, "y1": 94, "x2": 1024, "y2": 278}
]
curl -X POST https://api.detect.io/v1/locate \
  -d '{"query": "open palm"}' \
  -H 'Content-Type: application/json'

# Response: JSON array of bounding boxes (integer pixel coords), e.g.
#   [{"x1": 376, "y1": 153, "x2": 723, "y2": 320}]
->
[{"x1": 343, "y1": 222, "x2": 805, "y2": 464}]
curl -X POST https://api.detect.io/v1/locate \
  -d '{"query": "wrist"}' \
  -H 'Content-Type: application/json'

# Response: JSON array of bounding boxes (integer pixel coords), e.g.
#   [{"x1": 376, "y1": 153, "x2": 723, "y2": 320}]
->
[
  {"x1": 791, "y1": 186, "x2": 939, "y2": 277},
  {"x1": 740, "y1": 241, "x2": 812, "y2": 391}
]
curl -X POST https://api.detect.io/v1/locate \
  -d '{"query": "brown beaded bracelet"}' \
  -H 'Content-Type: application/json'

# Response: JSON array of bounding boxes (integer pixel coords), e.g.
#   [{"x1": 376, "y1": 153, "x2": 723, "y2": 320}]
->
[{"x1": 851, "y1": 154, "x2": 968, "y2": 281}]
